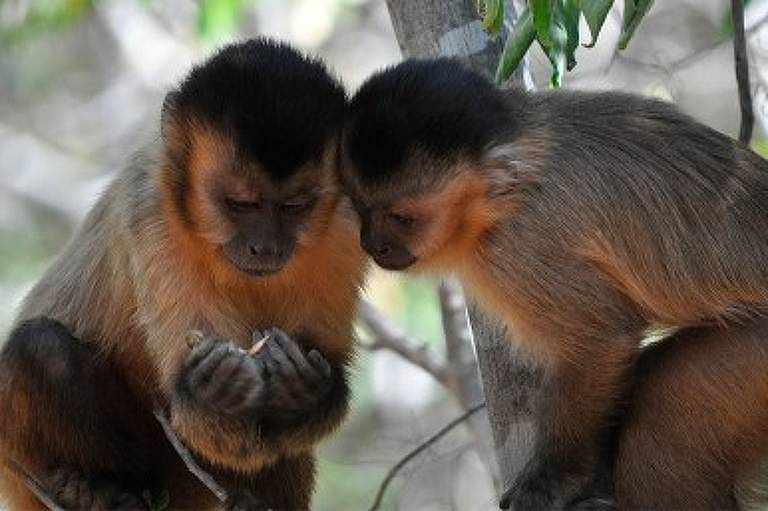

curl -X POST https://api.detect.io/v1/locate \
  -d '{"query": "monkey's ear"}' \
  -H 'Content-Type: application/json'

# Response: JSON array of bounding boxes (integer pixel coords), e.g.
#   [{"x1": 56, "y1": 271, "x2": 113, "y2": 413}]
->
[
  {"x1": 478, "y1": 143, "x2": 530, "y2": 201},
  {"x1": 160, "y1": 90, "x2": 190, "y2": 166},
  {"x1": 161, "y1": 90, "x2": 180, "y2": 139}
]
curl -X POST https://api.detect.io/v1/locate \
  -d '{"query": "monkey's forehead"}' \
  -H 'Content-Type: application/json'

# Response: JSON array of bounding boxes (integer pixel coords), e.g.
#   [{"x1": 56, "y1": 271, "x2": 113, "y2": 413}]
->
[
  {"x1": 173, "y1": 38, "x2": 347, "y2": 181},
  {"x1": 345, "y1": 58, "x2": 517, "y2": 183}
]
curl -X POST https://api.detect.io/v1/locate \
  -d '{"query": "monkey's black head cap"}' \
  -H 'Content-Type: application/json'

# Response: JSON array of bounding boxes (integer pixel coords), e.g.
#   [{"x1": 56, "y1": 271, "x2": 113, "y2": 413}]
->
[
  {"x1": 346, "y1": 58, "x2": 517, "y2": 183},
  {"x1": 169, "y1": 38, "x2": 347, "y2": 180}
]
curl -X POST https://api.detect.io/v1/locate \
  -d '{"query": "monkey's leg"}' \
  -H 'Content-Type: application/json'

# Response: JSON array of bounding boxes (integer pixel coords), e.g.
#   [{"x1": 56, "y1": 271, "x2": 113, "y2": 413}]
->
[
  {"x1": 500, "y1": 335, "x2": 637, "y2": 511},
  {"x1": 615, "y1": 323, "x2": 768, "y2": 510},
  {"x1": 0, "y1": 318, "x2": 156, "y2": 510}
]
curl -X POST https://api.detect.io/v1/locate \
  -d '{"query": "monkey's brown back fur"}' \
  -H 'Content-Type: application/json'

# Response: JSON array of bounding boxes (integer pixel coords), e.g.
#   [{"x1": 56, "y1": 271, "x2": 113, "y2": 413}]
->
[
  {"x1": 617, "y1": 320, "x2": 768, "y2": 508},
  {"x1": 462, "y1": 92, "x2": 768, "y2": 344}
]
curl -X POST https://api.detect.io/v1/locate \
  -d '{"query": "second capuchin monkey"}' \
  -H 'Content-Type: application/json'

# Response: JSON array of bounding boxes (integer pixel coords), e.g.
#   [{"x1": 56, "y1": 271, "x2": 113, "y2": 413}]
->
[
  {"x1": 0, "y1": 39, "x2": 366, "y2": 510},
  {"x1": 340, "y1": 58, "x2": 768, "y2": 509}
]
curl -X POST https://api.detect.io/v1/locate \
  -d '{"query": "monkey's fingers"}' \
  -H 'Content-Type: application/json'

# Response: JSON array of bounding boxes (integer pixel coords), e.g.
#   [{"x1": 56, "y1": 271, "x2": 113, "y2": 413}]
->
[
  {"x1": 307, "y1": 350, "x2": 332, "y2": 379},
  {"x1": 265, "y1": 337, "x2": 300, "y2": 382},
  {"x1": 217, "y1": 357, "x2": 266, "y2": 412},
  {"x1": 222, "y1": 383, "x2": 268, "y2": 415},
  {"x1": 184, "y1": 337, "x2": 219, "y2": 369},
  {"x1": 270, "y1": 329, "x2": 324, "y2": 382},
  {"x1": 203, "y1": 352, "x2": 250, "y2": 404},
  {"x1": 187, "y1": 341, "x2": 235, "y2": 392},
  {"x1": 185, "y1": 330, "x2": 205, "y2": 349}
]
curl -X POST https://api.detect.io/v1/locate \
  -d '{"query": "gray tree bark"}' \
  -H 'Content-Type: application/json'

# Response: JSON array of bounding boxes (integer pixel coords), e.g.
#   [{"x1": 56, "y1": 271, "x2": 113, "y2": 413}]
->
[{"x1": 383, "y1": 0, "x2": 542, "y2": 498}]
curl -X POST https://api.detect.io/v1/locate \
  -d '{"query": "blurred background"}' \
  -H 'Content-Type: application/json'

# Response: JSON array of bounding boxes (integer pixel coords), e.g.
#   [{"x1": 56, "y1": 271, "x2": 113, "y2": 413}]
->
[{"x1": 1, "y1": 0, "x2": 768, "y2": 509}]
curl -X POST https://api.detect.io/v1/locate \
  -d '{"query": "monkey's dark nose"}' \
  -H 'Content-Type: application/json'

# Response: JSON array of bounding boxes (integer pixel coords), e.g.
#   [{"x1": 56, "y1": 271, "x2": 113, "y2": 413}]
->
[
  {"x1": 372, "y1": 245, "x2": 391, "y2": 258},
  {"x1": 361, "y1": 237, "x2": 391, "y2": 258},
  {"x1": 248, "y1": 244, "x2": 285, "y2": 259}
]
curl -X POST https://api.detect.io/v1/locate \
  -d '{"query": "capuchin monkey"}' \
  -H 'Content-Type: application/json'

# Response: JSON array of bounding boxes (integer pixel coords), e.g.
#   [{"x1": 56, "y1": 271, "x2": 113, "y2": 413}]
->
[
  {"x1": 339, "y1": 58, "x2": 768, "y2": 510},
  {"x1": 0, "y1": 39, "x2": 366, "y2": 510}
]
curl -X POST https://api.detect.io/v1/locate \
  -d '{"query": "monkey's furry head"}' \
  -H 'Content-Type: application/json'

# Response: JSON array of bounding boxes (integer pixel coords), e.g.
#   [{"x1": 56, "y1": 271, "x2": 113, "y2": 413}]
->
[
  {"x1": 345, "y1": 58, "x2": 518, "y2": 185},
  {"x1": 165, "y1": 38, "x2": 347, "y2": 180}
]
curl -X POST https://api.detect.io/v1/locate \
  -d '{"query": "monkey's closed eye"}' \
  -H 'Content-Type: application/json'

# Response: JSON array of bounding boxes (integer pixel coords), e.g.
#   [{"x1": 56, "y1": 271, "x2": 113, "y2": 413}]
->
[
  {"x1": 280, "y1": 199, "x2": 315, "y2": 214},
  {"x1": 388, "y1": 212, "x2": 415, "y2": 227},
  {"x1": 224, "y1": 198, "x2": 261, "y2": 213},
  {"x1": 225, "y1": 198, "x2": 262, "y2": 213}
]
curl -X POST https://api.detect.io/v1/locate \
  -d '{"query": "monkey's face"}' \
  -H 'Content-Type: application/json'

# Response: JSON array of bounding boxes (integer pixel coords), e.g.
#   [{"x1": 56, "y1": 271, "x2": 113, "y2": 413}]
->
[
  {"x1": 340, "y1": 59, "x2": 518, "y2": 272},
  {"x1": 179, "y1": 127, "x2": 340, "y2": 278},
  {"x1": 215, "y1": 175, "x2": 325, "y2": 277},
  {"x1": 340, "y1": 161, "x2": 490, "y2": 272}
]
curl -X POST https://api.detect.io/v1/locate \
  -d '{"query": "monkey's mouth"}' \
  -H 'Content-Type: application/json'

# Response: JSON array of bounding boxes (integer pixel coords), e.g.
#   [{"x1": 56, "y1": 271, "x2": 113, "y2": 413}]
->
[
  {"x1": 372, "y1": 253, "x2": 417, "y2": 271},
  {"x1": 236, "y1": 265, "x2": 284, "y2": 277},
  {"x1": 224, "y1": 255, "x2": 288, "y2": 278}
]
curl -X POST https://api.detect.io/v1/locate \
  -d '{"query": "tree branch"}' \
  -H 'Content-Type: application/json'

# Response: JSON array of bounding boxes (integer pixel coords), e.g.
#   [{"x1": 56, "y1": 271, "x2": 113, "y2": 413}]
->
[
  {"x1": 358, "y1": 300, "x2": 451, "y2": 387},
  {"x1": 152, "y1": 406, "x2": 229, "y2": 504},
  {"x1": 732, "y1": 0, "x2": 754, "y2": 143},
  {"x1": 368, "y1": 402, "x2": 486, "y2": 511},
  {"x1": 438, "y1": 280, "x2": 501, "y2": 488},
  {"x1": 3, "y1": 459, "x2": 63, "y2": 511}
]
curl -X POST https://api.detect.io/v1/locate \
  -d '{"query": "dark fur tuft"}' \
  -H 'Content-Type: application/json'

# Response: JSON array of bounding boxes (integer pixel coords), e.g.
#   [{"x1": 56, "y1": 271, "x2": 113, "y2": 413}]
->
[
  {"x1": 172, "y1": 38, "x2": 346, "y2": 180},
  {"x1": 346, "y1": 58, "x2": 519, "y2": 182}
]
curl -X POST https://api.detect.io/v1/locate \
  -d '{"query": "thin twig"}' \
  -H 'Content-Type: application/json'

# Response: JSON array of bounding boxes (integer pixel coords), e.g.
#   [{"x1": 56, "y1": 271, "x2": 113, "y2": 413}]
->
[
  {"x1": 358, "y1": 301, "x2": 450, "y2": 386},
  {"x1": 368, "y1": 402, "x2": 486, "y2": 511},
  {"x1": 439, "y1": 280, "x2": 477, "y2": 396},
  {"x1": 732, "y1": 0, "x2": 754, "y2": 143},
  {"x1": 3, "y1": 458, "x2": 63, "y2": 511},
  {"x1": 438, "y1": 280, "x2": 501, "y2": 489},
  {"x1": 152, "y1": 406, "x2": 229, "y2": 503}
]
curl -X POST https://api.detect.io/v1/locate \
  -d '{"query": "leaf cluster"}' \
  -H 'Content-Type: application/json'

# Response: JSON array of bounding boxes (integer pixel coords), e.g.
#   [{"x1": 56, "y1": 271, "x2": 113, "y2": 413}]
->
[{"x1": 477, "y1": 0, "x2": 654, "y2": 86}]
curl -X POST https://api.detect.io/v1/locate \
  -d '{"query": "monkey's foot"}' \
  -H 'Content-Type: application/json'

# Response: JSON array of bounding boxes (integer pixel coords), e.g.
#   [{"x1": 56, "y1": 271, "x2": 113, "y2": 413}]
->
[
  {"x1": 566, "y1": 495, "x2": 617, "y2": 511},
  {"x1": 499, "y1": 460, "x2": 591, "y2": 511},
  {"x1": 48, "y1": 467, "x2": 148, "y2": 510},
  {"x1": 224, "y1": 490, "x2": 272, "y2": 511}
]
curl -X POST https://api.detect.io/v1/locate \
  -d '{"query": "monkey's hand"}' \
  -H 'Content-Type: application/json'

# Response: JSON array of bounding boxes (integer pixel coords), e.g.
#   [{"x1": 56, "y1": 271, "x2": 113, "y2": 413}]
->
[
  {"x1": 259, "y1": 328, "x2": 333, "y2": 425},
  {"x1": 172, "y1": 330, "x2": 344, "y2": 467},
  {"x1": 48, "y1": 467, "x2": 149, "y2": 510},
  {"x1": 177, "y1": 338, "x2": 268, "y2": 417}
]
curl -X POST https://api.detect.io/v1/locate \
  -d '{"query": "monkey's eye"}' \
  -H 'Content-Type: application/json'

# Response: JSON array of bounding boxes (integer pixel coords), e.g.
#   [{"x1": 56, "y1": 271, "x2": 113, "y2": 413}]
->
[
  {"x1": 280, "y1": 198, "x2": 314, "y2": 213},
  {"x1": 388, "y1": 212, "x2": 415, "y2": 227},
  {"x1": 225, "y1": 198, "x2": 262, "y2": 213}
]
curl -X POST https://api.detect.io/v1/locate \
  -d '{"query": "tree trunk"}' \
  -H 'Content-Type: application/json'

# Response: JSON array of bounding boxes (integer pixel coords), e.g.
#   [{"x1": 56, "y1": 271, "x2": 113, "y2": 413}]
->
[{"x1": 383, "y1": 0, "x2": 542, "y2": 498}]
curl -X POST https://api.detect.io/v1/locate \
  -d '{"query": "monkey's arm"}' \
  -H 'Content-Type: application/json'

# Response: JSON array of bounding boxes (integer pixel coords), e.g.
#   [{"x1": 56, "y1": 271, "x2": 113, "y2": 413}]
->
[
  {"x1": 487, "y1": 253, "x2": 645, "y2": 510},
  {"x1": 500, "y1": 332, "x2": 637, "y2": 510},
  {"x1": 169, "y1": 330, "x2": 349, "y2": 472}
]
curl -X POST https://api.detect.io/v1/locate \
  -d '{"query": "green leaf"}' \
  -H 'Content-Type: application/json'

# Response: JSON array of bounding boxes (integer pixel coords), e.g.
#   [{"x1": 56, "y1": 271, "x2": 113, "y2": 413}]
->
[
  {"x1": 495, "y1": 7, "x2": 537, "y2": 84},
  {"x1": 579, "y1": 0, "x2": 613, "y2": 47},
  {"x1": 531, "y1": 0, "x2": 554, "y2": 47},
  {"x1": 540, "y1": 0, "x2": 578, "y2": 87},
  {"x1": 559, "y1": 0, "x2": 581, "y2": 70},
  {"x1": 722, "y1": 0, "x2": 753, "y2": 37},
  {"x1": 543, "y1": 16, "x2": 568, "y2": 87},
  {"x1": 619, "y1": 0, "x2": 654, "y2": 50},
  {"x1": 480, "y1": 0, "x2": 506, "y2": 36},
  {"x1": 197, "y1": 0, "x2": 244, "y2": 46}
]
